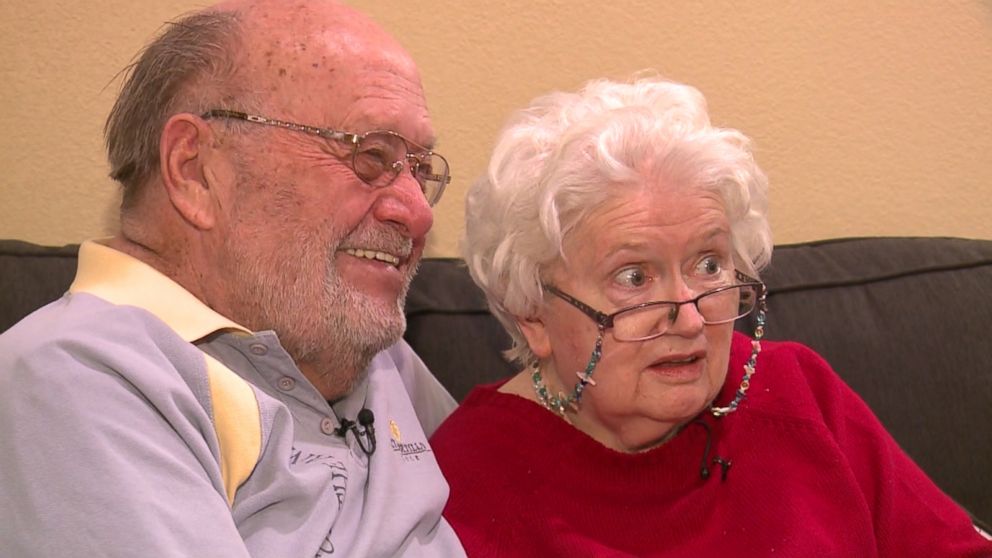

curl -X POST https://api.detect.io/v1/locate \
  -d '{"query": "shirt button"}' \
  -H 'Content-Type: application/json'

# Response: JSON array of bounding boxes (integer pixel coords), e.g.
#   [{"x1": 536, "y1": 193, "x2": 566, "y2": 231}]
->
[
  {"x1": 320, "y1": 417, "x2": 336, "y2": 436},
  {"x1": 276, "y1": 377, "x2": 295, "y2": 391},
  {"x1": 249, "y1": 343, "x2": 268, "y2": 356}
]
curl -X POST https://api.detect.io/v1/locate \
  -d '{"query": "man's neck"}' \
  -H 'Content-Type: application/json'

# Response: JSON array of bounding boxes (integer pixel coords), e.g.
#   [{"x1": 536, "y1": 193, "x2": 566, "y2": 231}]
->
[{"x1": 299, "y1": 357, "x2": 367, "y2": 402}]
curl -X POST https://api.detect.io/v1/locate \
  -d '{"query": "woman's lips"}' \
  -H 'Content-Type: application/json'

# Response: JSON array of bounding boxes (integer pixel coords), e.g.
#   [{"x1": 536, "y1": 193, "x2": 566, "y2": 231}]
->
[{"x1": 646, "y1": 352, "x2": 706, "y2": 381}]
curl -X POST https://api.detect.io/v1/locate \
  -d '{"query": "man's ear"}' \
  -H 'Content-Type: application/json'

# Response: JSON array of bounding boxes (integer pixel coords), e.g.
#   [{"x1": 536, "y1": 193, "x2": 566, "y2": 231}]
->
[
  {"x1": 159, "y1": 113, "x2": 222, "y2": 230},
  {"x1": 517, "y1": 313, "x2": 553, "y2": 360}
]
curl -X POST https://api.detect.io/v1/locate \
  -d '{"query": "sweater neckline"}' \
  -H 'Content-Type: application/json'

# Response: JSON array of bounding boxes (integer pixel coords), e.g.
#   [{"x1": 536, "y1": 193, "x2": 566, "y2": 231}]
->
[
  {"x1": 466, "y1": 382, "x2": 721, "y2": 469},
  {"x1": 460, "y1": 332, "x2": 753, "y2": 474}
]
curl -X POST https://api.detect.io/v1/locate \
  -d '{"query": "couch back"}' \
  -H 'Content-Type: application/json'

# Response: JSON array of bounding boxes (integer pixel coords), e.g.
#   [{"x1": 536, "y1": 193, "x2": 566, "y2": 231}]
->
[{"x1": 3, "y1": 237, "x2": 991, "y2": 523}]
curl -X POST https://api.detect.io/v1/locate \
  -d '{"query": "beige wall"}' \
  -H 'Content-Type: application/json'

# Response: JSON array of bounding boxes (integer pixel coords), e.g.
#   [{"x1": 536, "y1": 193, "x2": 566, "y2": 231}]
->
[{"x1": 3, "y1": 1, "x2": 990, "y2": 257}]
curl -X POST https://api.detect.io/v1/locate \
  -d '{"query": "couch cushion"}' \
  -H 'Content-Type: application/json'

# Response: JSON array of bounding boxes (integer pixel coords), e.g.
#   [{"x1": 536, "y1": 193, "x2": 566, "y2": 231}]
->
[
  {"x1": 738, "y1": 236, "x2": 992, "y2": 523},
  {"x1": 404, "y1": 258, "x2": 516, "y2": 401},
  {"x1": 0, "y1": 241, "x2": 79, "y2": 332}
]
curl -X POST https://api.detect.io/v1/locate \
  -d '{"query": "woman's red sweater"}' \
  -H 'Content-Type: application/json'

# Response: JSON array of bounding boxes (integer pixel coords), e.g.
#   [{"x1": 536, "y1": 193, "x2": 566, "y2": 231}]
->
[{"x1": 431, "y1": 334, "x2": 992, "y2": 557}]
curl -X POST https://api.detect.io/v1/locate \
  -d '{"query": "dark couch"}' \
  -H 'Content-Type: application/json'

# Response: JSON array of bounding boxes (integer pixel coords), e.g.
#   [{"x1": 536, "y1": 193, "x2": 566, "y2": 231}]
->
[{"x1": 2, "y1": 237, "x2": 991, "y2": 525}]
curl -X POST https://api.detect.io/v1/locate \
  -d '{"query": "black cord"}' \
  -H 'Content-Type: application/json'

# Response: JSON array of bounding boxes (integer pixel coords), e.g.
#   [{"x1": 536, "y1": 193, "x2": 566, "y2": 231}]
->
[
  {"x1": 334, "y1": 409, "x2": 377, "y2": 457},
  {"x1": 690, "y1": 418, "x2": 731, "y2": 482},
  {"x1": 356, "y1": 408, "x2": 376, "y2": 456}
]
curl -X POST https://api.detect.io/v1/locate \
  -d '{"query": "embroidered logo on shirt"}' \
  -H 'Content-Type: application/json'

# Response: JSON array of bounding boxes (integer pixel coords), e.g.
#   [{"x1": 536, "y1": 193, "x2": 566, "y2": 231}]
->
[{"x1": 388, "y1": 418, "x2": 431, "y2": 462}]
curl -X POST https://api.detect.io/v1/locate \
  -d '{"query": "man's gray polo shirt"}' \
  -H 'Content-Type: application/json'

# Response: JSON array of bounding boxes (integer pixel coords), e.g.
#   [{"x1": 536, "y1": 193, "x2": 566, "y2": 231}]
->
[{"x1": 0, "y1": 240, "x2": 466, "y2": 557}]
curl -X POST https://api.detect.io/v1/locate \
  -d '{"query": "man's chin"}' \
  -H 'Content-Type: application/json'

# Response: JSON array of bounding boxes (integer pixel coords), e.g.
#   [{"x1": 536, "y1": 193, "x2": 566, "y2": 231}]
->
[{"x1": 346, "y1": 300, "x2": 406, "y2": 350}]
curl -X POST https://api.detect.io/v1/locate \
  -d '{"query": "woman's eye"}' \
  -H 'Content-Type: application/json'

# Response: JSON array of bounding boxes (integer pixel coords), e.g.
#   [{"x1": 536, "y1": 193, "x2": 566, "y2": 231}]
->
[
  {"x1": 614, "y1": 267, "x2": 648, "y2": 287},
  {"x1": 696, "y1": 256, "x2": 723, "y2": 276}
]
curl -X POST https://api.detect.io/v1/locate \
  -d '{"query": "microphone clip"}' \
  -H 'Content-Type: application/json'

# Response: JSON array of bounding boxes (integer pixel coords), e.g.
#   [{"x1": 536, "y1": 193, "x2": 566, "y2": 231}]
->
[{"x1": 335, "y1": 409, "x2": 377, "y2": 457}]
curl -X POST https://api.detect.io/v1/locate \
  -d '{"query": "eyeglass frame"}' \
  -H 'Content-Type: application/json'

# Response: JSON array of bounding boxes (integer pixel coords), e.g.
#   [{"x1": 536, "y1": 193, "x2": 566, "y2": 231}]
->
[
  {"x1": 543, "y1": 270, "x2": 766, "y2": 341},
  {"x1": 200, "y1": 109, "x2": 451, "y2": 206}
]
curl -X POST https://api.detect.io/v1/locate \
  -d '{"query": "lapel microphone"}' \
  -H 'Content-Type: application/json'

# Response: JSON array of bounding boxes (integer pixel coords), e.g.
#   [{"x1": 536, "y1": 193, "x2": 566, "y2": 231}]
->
[
  {"x1": 335, "y1": 408, "x2": 377, "y2": 457},
  {"x1": 692, "y1": 417, "x2": 731, "y2": 482}
]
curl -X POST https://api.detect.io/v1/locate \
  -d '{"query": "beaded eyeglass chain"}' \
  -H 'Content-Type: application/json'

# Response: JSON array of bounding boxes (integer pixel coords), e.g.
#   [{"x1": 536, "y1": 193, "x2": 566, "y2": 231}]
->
[
  {"x1": 532, "y1": 326, "x2": 604, "y2": 416},
  {"x1": 532, "y1": 288, "x2": 768, "y2": 419},
  {"x1": 710, "y1": 291, "x2": 767, "y2": 417}
]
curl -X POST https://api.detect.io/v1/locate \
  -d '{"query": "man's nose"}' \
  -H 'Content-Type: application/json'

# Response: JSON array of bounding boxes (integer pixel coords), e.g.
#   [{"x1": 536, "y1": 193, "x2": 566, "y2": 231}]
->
[{"x1": 371, "y1": 169, "x2": 434, "y2": 240}]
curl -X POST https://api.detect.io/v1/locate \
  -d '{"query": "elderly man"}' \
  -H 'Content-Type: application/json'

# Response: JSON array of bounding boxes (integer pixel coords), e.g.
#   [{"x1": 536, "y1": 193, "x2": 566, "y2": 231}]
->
[{"x1": 0, "y1": 1, "x2": 465, "y2": 556}]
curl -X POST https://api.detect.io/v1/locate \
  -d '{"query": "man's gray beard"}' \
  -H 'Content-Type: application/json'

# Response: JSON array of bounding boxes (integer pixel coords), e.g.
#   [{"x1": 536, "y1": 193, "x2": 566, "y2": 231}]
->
[
  {"x1": 224, "y1": 230, "x2": 414, "y2": 396},
  {"x1": 303, "y1": 259, "x2": 413, "y2": 395}
]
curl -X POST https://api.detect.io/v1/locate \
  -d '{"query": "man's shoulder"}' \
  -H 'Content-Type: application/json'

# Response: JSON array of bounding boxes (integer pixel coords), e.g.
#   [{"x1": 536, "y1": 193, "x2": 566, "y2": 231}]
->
[
  {"x1": 374, "y1": 338, "x2": 419, "y2": 367},
  {"x1": 370, "y1": 339, "x2": 457, "y2": 435},
  {"x1": 5, "y1": 291, "x2": 141, "y2": 344},
  {"x1": 0, "y1": 291, "x2": 205, "y2": 383},
  {"x1": 370, "y1": 339, "x2": 436, "y2": 389}
]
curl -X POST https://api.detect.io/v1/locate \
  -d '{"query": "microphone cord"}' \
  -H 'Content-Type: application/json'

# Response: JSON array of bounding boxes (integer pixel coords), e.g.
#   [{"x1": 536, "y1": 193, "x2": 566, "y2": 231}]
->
[
  {"x1": 334, "y1": 408, "x2": 377, "y2": 457},
  {"x1": 690, "y1": 417, "x2": 731, "y2": 482},
  {"x1": 356, "y1": 408, "x2": 376, "y2": 456}
]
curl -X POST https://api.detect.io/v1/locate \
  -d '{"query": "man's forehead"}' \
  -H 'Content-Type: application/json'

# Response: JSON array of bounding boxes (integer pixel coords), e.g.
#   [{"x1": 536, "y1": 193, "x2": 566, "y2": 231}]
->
[
  {"x1": 233, "y1": 0, "x2": 399, "y2": 56},
  {"x1": 215, "y1": 0, "x2": 432, "y2": 139},
  {"x1": 235, "y1": 3, "x2": 418, "y2": 93},
  {"x1": 218, "y1": 0, "x2": 353, "y2": 26}
]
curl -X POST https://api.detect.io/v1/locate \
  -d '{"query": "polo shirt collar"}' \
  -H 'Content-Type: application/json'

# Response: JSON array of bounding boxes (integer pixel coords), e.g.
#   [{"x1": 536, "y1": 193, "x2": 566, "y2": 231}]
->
[{"x1": 69, "y1": 240, "x2": 251, "y2": 342}]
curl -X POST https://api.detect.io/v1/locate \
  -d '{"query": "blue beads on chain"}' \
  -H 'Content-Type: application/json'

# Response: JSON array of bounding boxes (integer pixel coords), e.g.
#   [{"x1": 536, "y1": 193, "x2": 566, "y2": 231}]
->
[
  {"x1": 711, "y1": 291, "x2": 768, "y2": 417},
  {"x1": 532, "y1": 328, "x2": 605, "y2": 417}
]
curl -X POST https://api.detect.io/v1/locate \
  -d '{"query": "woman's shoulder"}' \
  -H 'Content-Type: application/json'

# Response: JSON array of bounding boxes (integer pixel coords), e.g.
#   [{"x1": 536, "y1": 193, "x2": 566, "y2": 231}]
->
[
  {"x1": 431, "y1": 380, "x2": 544, "y2": 455},
  {"x1": 430, "y1": 379, "x2": 572, "y2": 497},
  {"x1": 729, "y1": 332, "x2": 870, "y2": 431}
]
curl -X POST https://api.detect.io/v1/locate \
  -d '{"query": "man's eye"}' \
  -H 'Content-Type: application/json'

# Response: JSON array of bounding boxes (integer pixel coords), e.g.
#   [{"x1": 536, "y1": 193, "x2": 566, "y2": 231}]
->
[
  {"x1": 614, "y1": 267, "x2": 648, "y2": 287},
  {"x1": 356, "y1": 146, "x2": 391, "y2": 166},
  {"x1": 416, "y1": 160, "x2": 434, "y2": 176}
]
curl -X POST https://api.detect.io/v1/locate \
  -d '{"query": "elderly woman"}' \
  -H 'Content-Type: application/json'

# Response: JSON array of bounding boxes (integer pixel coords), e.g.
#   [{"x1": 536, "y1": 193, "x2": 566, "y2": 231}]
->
[{"x1": 429, "y1": 76, "x2": 991, "y2": 556}]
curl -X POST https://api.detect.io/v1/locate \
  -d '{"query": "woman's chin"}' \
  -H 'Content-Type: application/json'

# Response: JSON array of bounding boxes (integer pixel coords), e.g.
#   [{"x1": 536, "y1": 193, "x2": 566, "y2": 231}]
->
[{"x1": 641, "y1": 386, "x2": 719, "y2": 424}]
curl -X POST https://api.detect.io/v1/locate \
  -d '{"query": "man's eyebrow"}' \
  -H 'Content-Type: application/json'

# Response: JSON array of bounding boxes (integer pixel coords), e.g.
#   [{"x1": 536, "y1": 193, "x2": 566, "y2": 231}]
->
[{"x1": 411, "y1": 134, "x2": 439, "y2": 151}]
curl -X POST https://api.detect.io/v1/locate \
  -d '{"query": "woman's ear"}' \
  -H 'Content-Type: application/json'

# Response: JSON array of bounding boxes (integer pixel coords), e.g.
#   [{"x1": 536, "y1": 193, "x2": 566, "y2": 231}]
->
[
  {"x1": 517, "y1": 314, "x2": 553, "y2": 359},
  {"x1": 159, "y1": 113, "x2": 221, "y2": 230}
]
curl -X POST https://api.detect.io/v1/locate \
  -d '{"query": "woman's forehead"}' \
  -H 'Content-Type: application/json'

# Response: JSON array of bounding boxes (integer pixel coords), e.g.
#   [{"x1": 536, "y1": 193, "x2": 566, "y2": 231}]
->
[{"x1": 563, "y1": 187, "x2": 729, "y2": 254}]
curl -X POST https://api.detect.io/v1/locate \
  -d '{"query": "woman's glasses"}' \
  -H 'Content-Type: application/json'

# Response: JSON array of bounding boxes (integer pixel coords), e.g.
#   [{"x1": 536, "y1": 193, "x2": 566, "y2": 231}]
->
[{"x1": 544, "y1": 271, "x2": 765, "y2": 341}]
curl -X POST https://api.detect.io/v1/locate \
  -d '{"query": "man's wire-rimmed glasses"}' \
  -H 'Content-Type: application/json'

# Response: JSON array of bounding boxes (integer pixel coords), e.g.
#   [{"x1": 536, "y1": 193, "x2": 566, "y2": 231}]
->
[
  {"x1": 201, "y1": 109, "x2": 451, "y2": 206},
  {"x1": 543, "y1": 271, "x2": 765, "y2": 341}
]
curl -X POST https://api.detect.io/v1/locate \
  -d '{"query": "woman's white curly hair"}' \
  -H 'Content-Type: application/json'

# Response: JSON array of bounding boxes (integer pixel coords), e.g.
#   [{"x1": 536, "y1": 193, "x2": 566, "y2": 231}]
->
[{"x1": 463, "y1": 74, "x2": 772, "y2": 367}]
